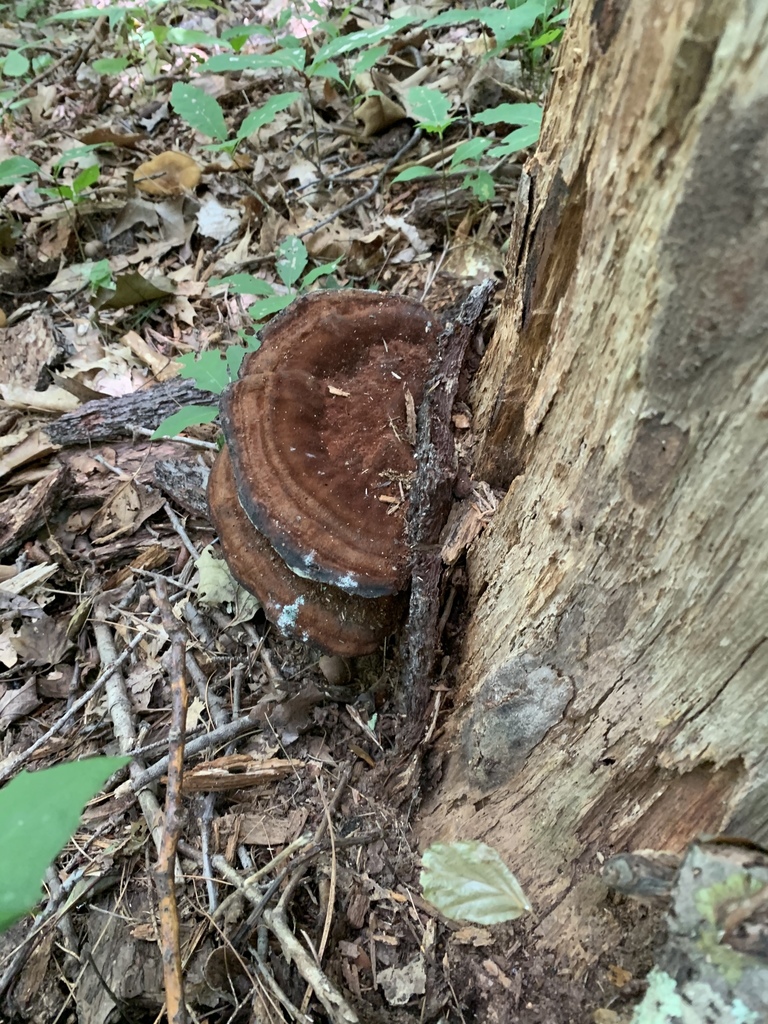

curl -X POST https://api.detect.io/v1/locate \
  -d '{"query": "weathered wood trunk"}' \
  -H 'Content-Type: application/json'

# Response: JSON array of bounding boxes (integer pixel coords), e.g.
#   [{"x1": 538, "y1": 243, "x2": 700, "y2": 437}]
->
[{"x1": 418, "y1": 0, "x2": 768, "y2": 970}]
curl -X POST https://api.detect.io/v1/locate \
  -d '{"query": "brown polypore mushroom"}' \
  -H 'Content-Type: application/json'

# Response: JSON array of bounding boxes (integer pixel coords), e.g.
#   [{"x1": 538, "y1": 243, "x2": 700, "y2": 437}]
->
[
  {"x1": 220, "y1": 290, "x2": 438, "y2": 597},
  {"x1": 208, "y1": 449, "x2": 406, "y2": 656},
  {"x1": 208, "y1": 289, "x2": 438, "y2": 656}
]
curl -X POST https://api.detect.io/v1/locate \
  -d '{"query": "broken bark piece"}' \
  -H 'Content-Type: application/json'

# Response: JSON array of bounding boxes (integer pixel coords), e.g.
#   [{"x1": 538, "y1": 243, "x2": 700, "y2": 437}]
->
[
  {"x1": 208, "y1": 449, "x2": 406, "y2": 656},
  {"x1": 401, "y1": 280, "x2": 496, "y2": 734},
  {"x1": 45, "y1": 378, "x2": 216, "y2": 447},
  {"x1": 221, "y1": 290, "x2": 438, "y2": 597},
  {"x1": 0, "y1": 463, "x2": 73, "y2": 558}
]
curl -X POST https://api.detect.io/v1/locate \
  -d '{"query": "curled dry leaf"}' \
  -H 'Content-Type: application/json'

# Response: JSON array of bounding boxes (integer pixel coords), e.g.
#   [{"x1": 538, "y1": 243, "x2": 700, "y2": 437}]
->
[
  {"x1": 134, "y1": 152, "x2": 202, "y2": 196},
  {"x1": 355, "y1": 93, "x2": 407, "y2": 137}
]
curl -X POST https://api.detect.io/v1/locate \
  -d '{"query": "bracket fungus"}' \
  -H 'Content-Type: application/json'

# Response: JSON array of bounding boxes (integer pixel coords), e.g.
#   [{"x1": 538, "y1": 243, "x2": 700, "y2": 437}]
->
[{"x1": 208, "y1": 289, "x2": 438, "y2": 655}]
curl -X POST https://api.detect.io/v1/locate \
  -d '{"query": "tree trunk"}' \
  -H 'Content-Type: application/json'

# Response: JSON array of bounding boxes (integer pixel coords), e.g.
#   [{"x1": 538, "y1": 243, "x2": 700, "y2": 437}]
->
[{"x1": 418, "y1": 0, "x2": 768, "y2": 974}]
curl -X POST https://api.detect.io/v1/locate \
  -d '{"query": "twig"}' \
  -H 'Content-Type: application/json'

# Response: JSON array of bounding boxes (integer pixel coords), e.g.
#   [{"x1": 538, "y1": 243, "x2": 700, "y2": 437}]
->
[
  {"x1": 164, "y1": 503, "x2": 200, "y2": 561},
  {"x1": 153, "y1": 578, "x2": 189, "y2": 1024},
  {"x1": 400, "y1": 280, "x2": 496, "y2": 743},
  {"x1": 92, "y1": 607, "x2": 168, "y2": 862},
  {"x1": 131, "y1": 713, "x2": 261, "y2": 791},
  {"x1": 300, "y1": 777, "x2": 337, "y2": 1014},
  {"x1": 297, "y1": 129, "x2": 422, "y2": 240},
  {"x1": 0, "y1": 631, "x2": 145, "y2": 785},
  {"x1": 131, "y1": 425, "x2": 218, "y2": 451}
]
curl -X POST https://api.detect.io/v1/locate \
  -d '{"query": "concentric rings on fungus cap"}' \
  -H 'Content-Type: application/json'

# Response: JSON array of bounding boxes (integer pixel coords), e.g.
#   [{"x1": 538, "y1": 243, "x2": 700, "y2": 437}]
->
[
  {"x1": 220, "y1": 290, "x2": 438, "y2": 598},
  {"x1": 208, "y1": 448, "x2": 406, "y2": 656}
]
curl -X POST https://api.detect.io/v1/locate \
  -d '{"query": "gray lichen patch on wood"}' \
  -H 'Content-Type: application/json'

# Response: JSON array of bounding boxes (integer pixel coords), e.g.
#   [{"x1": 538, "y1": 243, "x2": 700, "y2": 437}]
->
[{"x1": 463, "y1": 656, "x2": 574, "y2": 790}]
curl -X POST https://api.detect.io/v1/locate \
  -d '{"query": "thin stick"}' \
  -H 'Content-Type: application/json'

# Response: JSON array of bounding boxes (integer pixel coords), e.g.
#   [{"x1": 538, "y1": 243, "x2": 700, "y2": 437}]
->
[
  {"x1": 0, "y1": 631, "x2": 145, "y2": 785},
  {"x1": 297, "y1": 129, "x2": 422, "y2": 240},
  {"x1": 153, "y1": 579, "x2": 189, "y2": 1024}
]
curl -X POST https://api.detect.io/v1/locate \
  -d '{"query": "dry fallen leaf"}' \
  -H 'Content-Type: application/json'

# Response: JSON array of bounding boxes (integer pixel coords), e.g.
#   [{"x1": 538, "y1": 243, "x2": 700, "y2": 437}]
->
[
  {"x1": 134, "y1": 152, "x2": 202, "y2": 196},
  {"x1": 355, "y1": 93, "x2": 406, "y2": 137}
]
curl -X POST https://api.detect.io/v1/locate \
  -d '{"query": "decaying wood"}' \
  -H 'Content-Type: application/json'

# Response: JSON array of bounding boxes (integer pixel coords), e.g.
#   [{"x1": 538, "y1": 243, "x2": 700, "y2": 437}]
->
[
  {"x1": 417, "y1": 0, "x2": 768, "y2": 980},
  {"x1": 400, "y1": 280, "x2": 494, "y2": 737},
  {"x1": 0, "y1": 463, "x2": 72, "y2": 558},
  {"x1": 153, "y1": 458, "x2": 211, "y2": 517},
  {"x1": 45, "y1": 378, "x2": 215, "y2": 447}
]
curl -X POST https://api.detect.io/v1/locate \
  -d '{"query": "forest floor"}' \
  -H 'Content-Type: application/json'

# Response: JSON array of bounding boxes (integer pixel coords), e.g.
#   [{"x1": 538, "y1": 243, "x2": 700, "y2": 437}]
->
[{"x1": 0, "y1": 0, "x2": 659, "y2": 1021}]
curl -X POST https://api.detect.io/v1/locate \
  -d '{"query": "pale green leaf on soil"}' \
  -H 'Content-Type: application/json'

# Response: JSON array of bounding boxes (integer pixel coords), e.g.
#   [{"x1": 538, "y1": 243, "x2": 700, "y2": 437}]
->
[
  {"x1": 152, "y1": 405, "x2": 219, "y2": 439},
  {"x1": 276, "y1": 236, "x2": 308, "y2": 287},
  {"x1": 0, "y1": 757, "x2": 129, "y2": 933},
  {"x1": 195, "y1": 545, "x2": 260, "y2": 621},
  {"x1": 421, "y1": 840, "x2": 531, "y2": 924},
  {"x1": 171, "y1": 82, "x2": 228, "y2": 142},
  {"x1": 3, "y1": 49, "x2": 31, "y2": 78}
]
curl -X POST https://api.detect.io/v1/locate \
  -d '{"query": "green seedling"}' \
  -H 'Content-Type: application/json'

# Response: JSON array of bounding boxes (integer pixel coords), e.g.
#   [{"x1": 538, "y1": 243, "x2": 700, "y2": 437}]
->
[
  {"x1": 170, "y1": 83, "x2": 302, "y2": 155},
  {"x1": 152, "y1": 237, "x2": 341, "y2": 439}
]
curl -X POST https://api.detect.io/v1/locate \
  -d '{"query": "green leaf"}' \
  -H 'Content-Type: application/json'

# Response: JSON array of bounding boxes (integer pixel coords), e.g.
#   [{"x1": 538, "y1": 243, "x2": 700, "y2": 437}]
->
[
  {"x1": 0, "y1": 757, "x2": 130, "y2": 932},
  {"x1": 170, "y1": 82, "x2": 228, "y2": 142},
  {"x1": 423, "y1": 10, "x2": 482, "y2": 28},
  {"x1": 351, "y1": 44, "x2": 389, "y2": 77},
  {"x1": 407, "y1": 85, "x2": 453, "y2": 134},
  {"x1": 276, "y1": 236, "x2": 308, "y2": 287},
  {"x1": 237, "y1": 92, "x2": 301, "y2": 139},
  {"x1": 528, "y1": 27, "x2": 563, "y2": 49},
  {"x1": 221, "y1": 24, "x2": 272, "y2": 50},
  {"x1": 391, "y1": 165, "x2": 433, "y2": 184},
  {"x1": 73, "y1": 164, "x2": 100, "y2": 194},
  {"x1": 225, "y1": 340, "x2": 259, "y2": 379},
  {"x1": 83, "y1": 259, "x2": 114, "y2": 291},
  {"x1": 420, "y1": 841, "x2": 531, "y2": 925},
  {"x1": 2, "y1": 49, "x2": 30, "y2": 78},
  {"x1": 152, "y1": 405, "x2": 219, "y2": 439},
  {"x1": 0, "y1": 156, "x2": 38, "y2": 186},
  {"x1": 176, "y1": 350, "x2": 230, "y2": 393},
  {"x1": 92, "y1": 57, "x2": 131, "y2": 74},
  {"x1": 204, "y1": 48, "x2": 306, "y2": 73},
  {"x1": 302, "y1": 258, "x2": 341, "y2": 287},
  {"x1": 463, "y1": 169, "x2": 496, "y2": 201},
  {"x1": 305, "y1": 59, "x2": 344, "y2": 84},
  {"x1": 209, "y1": 273, "x2": 277, "y2": 297},
  {"x1": 312, "y1": 16, "x2": 414, "y2": 63},
  {"x1": 450, "y1": 137, "x2": 492, "y2": 168},
  {"x1": 472, "y1": 102, "x2": 542, "y2": 127},
  {"x1": 53, "y1": 143, "x2": 103, "y2": 171},
  {"x1": 44, "y1": 6, "x2": 109, "y2": 21},
  {"x1": 249, "y1": 293, "x2": 295, "y2": 322},
  {"x1": 481, "y1": 2, "x2": 547, "y2": 47},
  {"x1": 488, "y1": 123, "x2": 541, "y2": 156}
]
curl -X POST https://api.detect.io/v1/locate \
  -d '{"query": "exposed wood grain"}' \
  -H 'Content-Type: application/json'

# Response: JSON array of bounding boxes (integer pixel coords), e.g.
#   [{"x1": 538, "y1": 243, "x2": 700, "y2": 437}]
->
[{"x1": 417, "y1": 0, "x2": 768, "y2": 975}]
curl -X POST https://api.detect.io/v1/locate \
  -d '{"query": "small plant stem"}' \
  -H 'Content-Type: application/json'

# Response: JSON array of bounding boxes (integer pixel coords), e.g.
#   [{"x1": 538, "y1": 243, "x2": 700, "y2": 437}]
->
[{"x1": 440, "y1": 132, "x2": 450, "y2": 238}]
